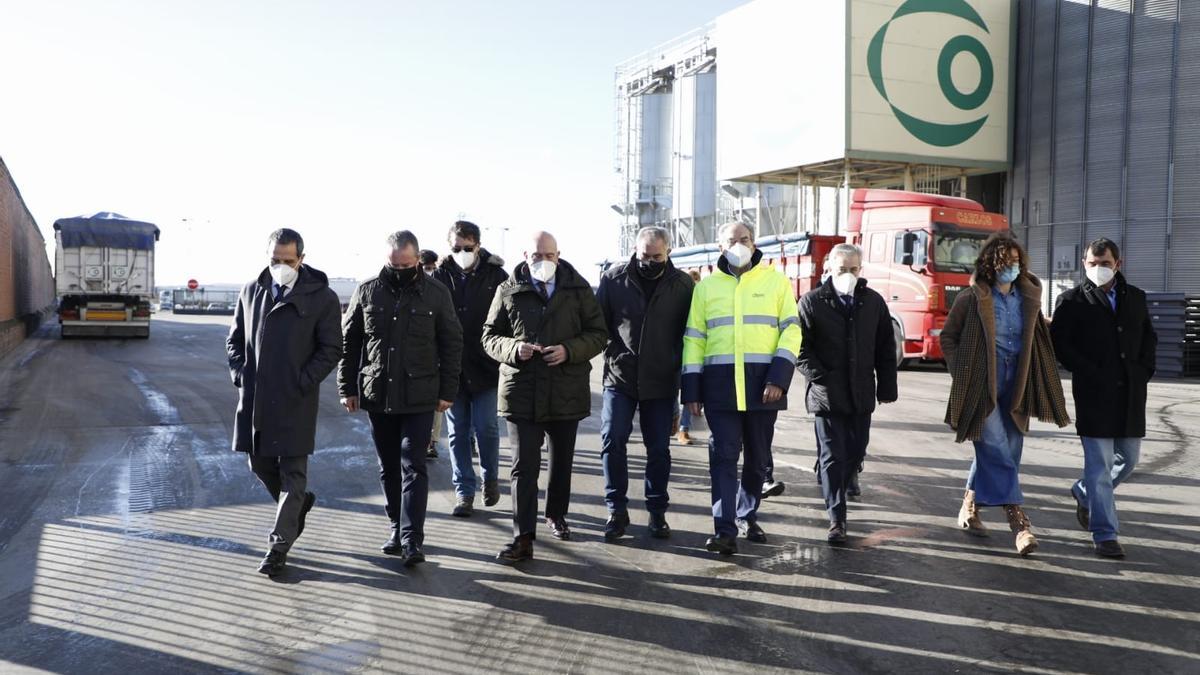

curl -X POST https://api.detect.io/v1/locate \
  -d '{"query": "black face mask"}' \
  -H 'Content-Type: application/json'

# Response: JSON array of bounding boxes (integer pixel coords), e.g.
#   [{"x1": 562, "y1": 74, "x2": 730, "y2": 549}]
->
[
  {"x1": 385, "y1": 265, "x2": 419, "y2": 286},
  {"x1": 637, "y1": 259, "x2": 666, "y2": 279}
]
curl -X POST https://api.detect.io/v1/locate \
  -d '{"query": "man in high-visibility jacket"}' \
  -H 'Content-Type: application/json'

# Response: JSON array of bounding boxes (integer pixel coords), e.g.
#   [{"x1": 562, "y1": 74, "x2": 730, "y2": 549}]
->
[{"x1": 683, "y1": 221, "x2": 802, "y2": 555}]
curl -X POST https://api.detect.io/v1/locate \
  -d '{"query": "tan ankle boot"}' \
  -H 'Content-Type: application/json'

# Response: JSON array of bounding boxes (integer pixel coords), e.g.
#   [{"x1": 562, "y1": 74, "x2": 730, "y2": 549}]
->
[
  {"x1": 957, "y1": 490, "x2": 988, "y2": 536},
  {"x1": 1004, "y1": 504, "x2": 1038, "y2": 556}
]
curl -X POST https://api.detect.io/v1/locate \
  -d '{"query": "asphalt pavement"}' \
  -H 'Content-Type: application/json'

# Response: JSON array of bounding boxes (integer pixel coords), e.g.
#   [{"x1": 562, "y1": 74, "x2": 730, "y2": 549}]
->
[{"x1": 0, "y1": 313, "x2": 1197, "y2": 674}]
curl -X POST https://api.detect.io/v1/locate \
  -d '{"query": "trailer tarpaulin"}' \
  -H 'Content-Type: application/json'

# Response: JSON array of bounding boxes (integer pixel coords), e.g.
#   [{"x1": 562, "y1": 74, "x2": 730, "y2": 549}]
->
[{"x1": 53, "y1": 212, "x2": 160, "y2": 250}]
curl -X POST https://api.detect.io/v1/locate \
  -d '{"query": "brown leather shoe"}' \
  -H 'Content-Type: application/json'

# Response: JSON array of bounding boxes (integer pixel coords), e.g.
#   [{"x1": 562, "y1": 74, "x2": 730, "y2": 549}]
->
[
  {"x1": 1004, "y1": 504, "x2": 1038, "y2": 556},
  {"x1": 497, "y1": 536, "x2": 533, "y2": 563},
  {"x1": 676, "y1": 430, "x2": 692, "y2": 445},
  {"x1": 546, "y1": 516, "x2": 571, "y2": 540},
  {"x1": 958, "y1": 489, "x2": 988, "y2": 537}
]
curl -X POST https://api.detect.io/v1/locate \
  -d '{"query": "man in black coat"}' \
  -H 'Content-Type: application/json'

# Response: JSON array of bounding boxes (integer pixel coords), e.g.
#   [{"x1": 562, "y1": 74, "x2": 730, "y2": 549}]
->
[
  {"x1": 432, "y1": 220, "x2": 509, "y2": 517},
  {"x1": 482, "y1": 230, "x2": 608, "y2": 562},
  {"x1": 797, "y1": 243, "x2": 898, "y2": 545},
  {"x1": 596, "y1": 226, "x2": 694, "y2": 541},
  {"x1": 226, "y1": 228, "x2": 343, "y2": 576},
  {"x1": 1051, "y1": 238, "x2": 1157, "y2": 558},
  {"x1": 338, "y1": 230, "x2": 463, "y2": 566}
]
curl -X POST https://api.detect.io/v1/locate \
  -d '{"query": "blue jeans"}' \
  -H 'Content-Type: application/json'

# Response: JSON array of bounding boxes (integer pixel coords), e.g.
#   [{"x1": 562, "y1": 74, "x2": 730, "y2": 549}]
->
[
  {"x1": 445, "y1": 387, "x2": 501, "y2": 498},
  {"x1": 600, "y1": 388, "x2": 674, "y2": 514},
  {"x1": 706, "y1": 409, "x2": 777, "y2": 537},
  {"x1": 1072, "y1": 437, "x2": 1140, "y2": 543},
  {"x1": 679, "y1": 402, "x2": 692, "y2": 431},
  {"x1": 967, "y1": 352, "x2": 1025, "y2": 506}
]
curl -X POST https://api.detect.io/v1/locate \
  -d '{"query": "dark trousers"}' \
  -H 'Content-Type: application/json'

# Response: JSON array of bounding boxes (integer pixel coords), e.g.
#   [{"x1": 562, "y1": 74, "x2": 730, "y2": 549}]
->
[
  {"x1": 600, "y1": 388, "x2": 674, "y2": 515},
  {"x1": 814, "y1": 412, "x2": 872, "y2": 523},
  {"x1": 368, "y1": 411, "x2": 434, "y2": 546},
  {"x1": 706, "y1": 409, "x2": 778, "y2": 538},
  {"x1": 248, "y1": 454, "x2": 309, "y2": 554},
  {"x1": 508, "y1": 418, "x2": 579, "y2": 538}
]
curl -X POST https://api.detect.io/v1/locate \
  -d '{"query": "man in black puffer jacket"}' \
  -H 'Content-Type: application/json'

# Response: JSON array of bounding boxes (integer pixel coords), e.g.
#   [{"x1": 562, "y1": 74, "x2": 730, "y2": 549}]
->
[
  {"x1": 338, "y1": 230, "x2": 463, "y2": 567},
  {"x1": 432, "y1": 220, "x2": 509, "y2": 517},
  {"x1": 482, "y1": 231, "x2": 607, "y2": 562},
  {"x1": 797, "y1": 243, "x2": 897, "y2": 545},
  {"x1": 596, "y1": 226, "x2": 694, "y2": 541}
]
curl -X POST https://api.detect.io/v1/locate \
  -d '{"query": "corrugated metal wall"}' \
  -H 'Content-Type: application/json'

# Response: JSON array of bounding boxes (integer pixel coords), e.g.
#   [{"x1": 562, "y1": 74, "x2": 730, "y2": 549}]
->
[
  {"x1": 0, "y1": 155, "x2": 56, "y2": 357},
  {"x1": 1011, "y1": 0, "x2": 1199, "y2": 310}
]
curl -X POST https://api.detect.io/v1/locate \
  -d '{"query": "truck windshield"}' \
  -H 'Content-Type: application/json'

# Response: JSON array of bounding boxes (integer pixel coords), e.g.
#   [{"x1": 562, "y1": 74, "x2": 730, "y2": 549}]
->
[{"x1": 932, "y1": 225, "x2": 991, "y2": 273}]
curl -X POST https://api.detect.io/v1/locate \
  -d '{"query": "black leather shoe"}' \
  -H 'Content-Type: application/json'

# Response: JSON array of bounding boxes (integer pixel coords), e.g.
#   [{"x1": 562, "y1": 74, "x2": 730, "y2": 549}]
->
[
  {"x1": 381, "y1": 531, "x2": 403, "y2": 556},
  {"x1": 546, "y1": 516, "x2": 571, "y2": 541},
  {"x1": 497, "y1": 536, "x2": 534, "y2": 563},
  {"x1": 483, "y1": 480, "x2": 500, "y2": 507},
  {"x1": 297, "y1": 491, "x2": 316, "y2": 537},
  {"x1": 257, "y1": 550, "x2": 287, "y2": 577},
  {"x1": 1095, "y1": 539, "x2": 1125, "y2": 558},
  {"x1": 426, "y1": 442, "x2": 439, "y2": 459},
  {"x1": 704, "y1": 535, "x2": 737, "y2": 555},
  {"x1": 847, "y1": 473, "x2": 862, "y2": 499},
  {"x1": 827, "y1": 521, "x2": 848, "y2": 545},
  {"x1": 648, "y1": 512, "x2": 671, "y2": 539},
  {"x1": 604, "y1": 512, "x2": 630, "y2": 542},
  {"x1": 1071, "y1": 489, "x2": 1090, "y2": 531},
  {"x1": 761, "y1": 480, "x2": 786, "y2": 499},
  {"x1": 736, "y1": 518, "x2": 767, "y2": 543},
  {"x1": 401, "y1": 542, "x2": 425, "y2": 567}
]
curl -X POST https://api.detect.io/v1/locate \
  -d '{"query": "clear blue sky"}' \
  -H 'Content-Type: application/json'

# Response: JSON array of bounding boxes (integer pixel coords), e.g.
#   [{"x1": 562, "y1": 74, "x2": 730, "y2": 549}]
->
[{"x1": 0, "y1": 0, "x2": 746, "y2": 285}]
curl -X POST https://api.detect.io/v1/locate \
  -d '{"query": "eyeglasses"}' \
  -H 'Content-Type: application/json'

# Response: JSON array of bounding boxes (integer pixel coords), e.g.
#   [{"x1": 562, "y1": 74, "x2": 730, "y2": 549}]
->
[{"x1": 452, "y1": 245, "x2": 477, "y2": 253}]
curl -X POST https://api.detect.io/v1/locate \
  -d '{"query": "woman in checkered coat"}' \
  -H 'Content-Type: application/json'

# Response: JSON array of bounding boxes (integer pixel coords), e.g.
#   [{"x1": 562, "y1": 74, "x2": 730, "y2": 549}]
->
[{"x1": 940, "y1": 232, "x2": 1070, "y2": 556}]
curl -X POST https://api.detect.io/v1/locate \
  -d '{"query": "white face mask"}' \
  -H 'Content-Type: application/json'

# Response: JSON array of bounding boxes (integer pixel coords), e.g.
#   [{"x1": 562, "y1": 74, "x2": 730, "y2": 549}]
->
[
  {"x1": 453, "y1": 250, "x2": 478, "y2": 270},
  {"x1": 724, "y1": 243, "x2": 753, "y2": 268},
  {"x1": 1086, "y1": 265, "x2": 1115, "y2": 287},
  {"x1": 530, "y1": 260, "x2": 557, "y2": 283},
  {"x1": 832, "y1": 272, "x2": 858, "y2": 296},
  {"x1": 270, "y1": 263, "x2": 298, "y2": 287}
]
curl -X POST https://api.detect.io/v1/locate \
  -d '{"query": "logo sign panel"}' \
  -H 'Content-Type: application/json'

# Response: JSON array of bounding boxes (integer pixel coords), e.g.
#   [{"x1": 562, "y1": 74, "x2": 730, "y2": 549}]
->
[{"x1": 849, "y1": 0, "x2": 1012, "y2": 164}]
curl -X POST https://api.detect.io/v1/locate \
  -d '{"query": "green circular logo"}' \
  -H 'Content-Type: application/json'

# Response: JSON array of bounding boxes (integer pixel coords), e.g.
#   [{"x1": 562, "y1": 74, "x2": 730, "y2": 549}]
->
[{"x1": 867, "y1": 0, "x2": 994, "y2": 147}]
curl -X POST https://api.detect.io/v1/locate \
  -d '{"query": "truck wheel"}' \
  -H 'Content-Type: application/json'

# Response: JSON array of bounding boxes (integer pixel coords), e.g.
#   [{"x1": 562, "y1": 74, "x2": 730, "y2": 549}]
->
[{"x1": 893, "y1": 320, "x2": 909, "y2": 370}]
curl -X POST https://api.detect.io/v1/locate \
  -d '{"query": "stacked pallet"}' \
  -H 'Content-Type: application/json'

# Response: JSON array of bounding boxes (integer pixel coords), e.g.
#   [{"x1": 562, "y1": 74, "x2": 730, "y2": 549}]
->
[
  {"x1": 1185, "y1": 296, "x2": 1200, "y2": 378},
  {"x1": 1147, "y1": 293, "x2": 1186, "y2": 378}
]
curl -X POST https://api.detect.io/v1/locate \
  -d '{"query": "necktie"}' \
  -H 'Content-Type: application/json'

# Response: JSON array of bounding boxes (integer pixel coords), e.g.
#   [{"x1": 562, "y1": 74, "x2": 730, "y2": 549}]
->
[
  {"x1": 274, "y1": 285, "x2": 288, "y2": 304},
  {"x1": 536, "y1": 281, "x2": 549, "y2": 302}
]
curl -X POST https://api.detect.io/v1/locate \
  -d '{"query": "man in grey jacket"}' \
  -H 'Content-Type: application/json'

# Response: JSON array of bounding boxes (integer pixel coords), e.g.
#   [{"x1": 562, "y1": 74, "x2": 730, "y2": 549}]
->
[{"x1": 227, "y1": 228, "x2": 343, "y2": 577}]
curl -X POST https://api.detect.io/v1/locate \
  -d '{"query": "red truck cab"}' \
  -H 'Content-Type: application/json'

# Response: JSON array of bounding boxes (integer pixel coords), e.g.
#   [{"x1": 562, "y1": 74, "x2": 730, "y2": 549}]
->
[{"x1": 846, "y1": 188, "x2": 1009, "y2": 365}]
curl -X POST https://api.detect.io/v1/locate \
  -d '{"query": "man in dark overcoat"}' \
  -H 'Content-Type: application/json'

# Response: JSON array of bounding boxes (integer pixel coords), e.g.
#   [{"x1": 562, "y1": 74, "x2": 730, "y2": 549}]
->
[
  {"x1": 796, "y1": 243, "x2": 897, "y2": 545},
  {"x1": 227, "y1": 228, "x2": 343, "y2": 576},
  {"x1": 1051, "y1": 237, "x2": 1157, "y2": 558}
]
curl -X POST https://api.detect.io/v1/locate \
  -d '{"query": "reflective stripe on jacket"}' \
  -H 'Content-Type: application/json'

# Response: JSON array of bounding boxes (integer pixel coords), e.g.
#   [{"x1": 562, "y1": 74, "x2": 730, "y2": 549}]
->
[{"x1": 681, "y1": 250, "x2": 801, "y2": 411}]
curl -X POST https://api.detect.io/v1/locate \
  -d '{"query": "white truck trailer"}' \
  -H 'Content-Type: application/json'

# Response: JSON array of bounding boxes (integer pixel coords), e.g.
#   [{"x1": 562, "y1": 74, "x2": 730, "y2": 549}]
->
[{"x1": 53, "y1": 212, "x2": 160, "y2": 338}]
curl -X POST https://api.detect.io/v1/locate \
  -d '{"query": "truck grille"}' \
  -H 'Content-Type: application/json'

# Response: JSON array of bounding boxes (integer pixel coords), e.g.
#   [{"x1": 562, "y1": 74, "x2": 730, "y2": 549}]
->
[{"x1": 944, "y1": 285, "x2": 966, "y2": 309}]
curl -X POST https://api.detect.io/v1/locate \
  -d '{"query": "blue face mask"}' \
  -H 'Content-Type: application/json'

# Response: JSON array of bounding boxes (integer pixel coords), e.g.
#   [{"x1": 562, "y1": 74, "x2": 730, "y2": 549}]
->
[{"x1": 996, "y1": 264, "x2": 1021, "y2": 284}]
